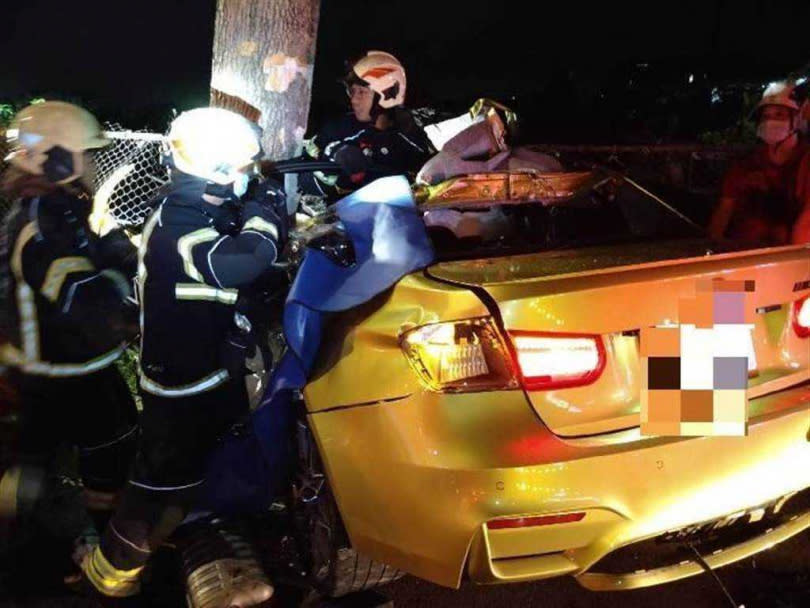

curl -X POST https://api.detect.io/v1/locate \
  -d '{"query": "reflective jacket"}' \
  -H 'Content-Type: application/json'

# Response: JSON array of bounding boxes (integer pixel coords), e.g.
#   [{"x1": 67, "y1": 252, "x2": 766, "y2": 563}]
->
[
  {"x1": 0, "y1": 190, "x2": 135, "y2": 376},
  {"x1": 137, "y1": 180, "x2": 282, "y2": 398},
  {"x1": 302, "y1": 109, "x2": 433, "y2": 200}
]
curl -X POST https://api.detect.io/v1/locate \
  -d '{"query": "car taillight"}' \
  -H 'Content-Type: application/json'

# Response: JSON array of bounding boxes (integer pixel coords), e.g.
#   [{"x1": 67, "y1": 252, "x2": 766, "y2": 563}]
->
[
  {"x1": 400, "y1": 318, "x2": 518, "y2": 392},
  {"x1": 793, "y1": 297, "x2": 810, "y2": 338},
  {"x1": 510, "y1": 331, "x2": 606, "y2": 390}
]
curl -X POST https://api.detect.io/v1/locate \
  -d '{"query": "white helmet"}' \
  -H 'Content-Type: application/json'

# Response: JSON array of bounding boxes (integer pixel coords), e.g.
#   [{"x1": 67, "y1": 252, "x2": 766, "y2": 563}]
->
[
  {"x1": 346, "y1": 51, "x2": 407, "y2": 109},
  {"x1": 757, "y1": 81, "x2": 801, "y2": 113},
  {"x1": 166, "y1": 108, "x2": 262, "y2": 186},
  {"x1": 5, "y1": 101, "x2": 109, "y2": 184}
]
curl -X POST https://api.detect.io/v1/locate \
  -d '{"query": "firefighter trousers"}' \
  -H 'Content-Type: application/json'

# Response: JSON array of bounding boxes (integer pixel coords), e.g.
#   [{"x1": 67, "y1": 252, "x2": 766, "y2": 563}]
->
[
  {"x1": 11, "y1": 365, "x2": 139, "y2": 493},
  {"x1": 100, "y1": 377, "x2": 249, "y2": 570}
]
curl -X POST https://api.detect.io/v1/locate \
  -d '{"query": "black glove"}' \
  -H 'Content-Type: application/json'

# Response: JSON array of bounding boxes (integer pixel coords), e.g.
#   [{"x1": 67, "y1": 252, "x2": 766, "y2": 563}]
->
[
  {"x1": 248, "y1": 178, "x2": 289, "y2": 243},
  {"x1": 97, "y1": 228, "x2": 138, "y2": 279},
  {"x1": 332, "y1": 145, "x2": 371, "y2": 182}
]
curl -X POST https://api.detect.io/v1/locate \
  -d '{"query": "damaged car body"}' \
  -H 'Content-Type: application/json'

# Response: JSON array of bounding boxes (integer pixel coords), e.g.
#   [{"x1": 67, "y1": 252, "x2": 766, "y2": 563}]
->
[{"x1": 279, "y1": 162, "x2": 810, "y2": 596}]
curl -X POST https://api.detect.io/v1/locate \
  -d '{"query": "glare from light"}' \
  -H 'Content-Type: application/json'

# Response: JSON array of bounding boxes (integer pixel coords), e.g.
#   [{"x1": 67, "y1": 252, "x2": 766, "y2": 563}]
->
[
  {"x1": 403, "y1": 321, "x2": 490, "y2": 386},
  {"x1": 638, "y1": 442, "x2": 805, "y2": 539},
  {"x1": 408, "y1": 322, "x2": 456, "y2": 346},
  {"x1": 19, "y1": 133, "x2": 43, "y2": 148},
  {"x1": 798, "y1": 299, "x2": 810, "y2": 328},
  {"x1": 424, "y1": 113, "x2": 480, "y2": 151},
  {"x1": 341, "y1": 175, "x2": 413, "y2": 208},
  {"x1": 514, "y1": 336, "x2": 599, "y2": 377},
  {"x1": 745, "y1": 333, "x2": 757, "y2": 372},
  {"x1": 169, "y1": 108, "x2": 260, "y2": 185}
]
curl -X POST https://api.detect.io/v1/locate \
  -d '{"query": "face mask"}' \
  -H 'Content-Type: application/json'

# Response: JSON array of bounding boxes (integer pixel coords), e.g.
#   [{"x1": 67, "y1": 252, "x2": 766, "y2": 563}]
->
[
  {"x1": 757, "y1": 119, "x2": 793, "y2": 145},
  {"x1": 204, "y1": 173, "x2": 249, "y2": 201},
  {"x1": 232, "y1": 173, "x2": 249, "y2": 198}
]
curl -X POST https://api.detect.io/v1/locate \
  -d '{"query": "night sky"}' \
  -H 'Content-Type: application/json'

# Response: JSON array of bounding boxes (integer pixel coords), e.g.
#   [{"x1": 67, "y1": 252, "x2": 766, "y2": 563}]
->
[{"x1": 2, "y1": 0, "x2": 809, "y2": 140}]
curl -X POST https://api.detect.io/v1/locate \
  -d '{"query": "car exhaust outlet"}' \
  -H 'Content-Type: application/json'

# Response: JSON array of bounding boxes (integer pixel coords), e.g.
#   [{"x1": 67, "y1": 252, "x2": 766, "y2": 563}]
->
[{"x1": 182, "y1": 518, "x2": 273, "y2": 608}]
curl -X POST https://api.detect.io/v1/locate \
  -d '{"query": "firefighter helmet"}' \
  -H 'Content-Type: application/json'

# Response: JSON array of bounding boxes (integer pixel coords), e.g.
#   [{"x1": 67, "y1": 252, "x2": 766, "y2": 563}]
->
[
  {"x1": 345, "y1": 51, "x2": 407, "y2": 109},
  {"x1": 166, "y1": 108, "x2": 263, "y2": 186},
  {"x1": 757, "y1": 81, "x2": 801, "y2": 113},
  {"x1": 4, "y1": 101, "x2": 109, "y2": 184}
]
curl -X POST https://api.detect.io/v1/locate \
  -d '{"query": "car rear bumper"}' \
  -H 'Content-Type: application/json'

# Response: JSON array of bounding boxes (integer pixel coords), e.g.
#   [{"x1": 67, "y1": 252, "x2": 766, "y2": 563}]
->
[
  {"x1": 577, "y1": 505, "x2": 810, "y2": 590},
  {"x1": 467, "y1": 485, "x2": 810, "y2": 589},
  {"x1": 309, "y1": 383, "x2": 810, "y2": 589}
]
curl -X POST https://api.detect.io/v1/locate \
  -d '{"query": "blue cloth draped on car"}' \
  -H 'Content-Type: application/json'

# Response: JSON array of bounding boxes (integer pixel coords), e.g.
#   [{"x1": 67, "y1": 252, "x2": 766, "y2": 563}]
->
[{"x1": 201, "y1": 176, "x2": 435, "y2": 512}]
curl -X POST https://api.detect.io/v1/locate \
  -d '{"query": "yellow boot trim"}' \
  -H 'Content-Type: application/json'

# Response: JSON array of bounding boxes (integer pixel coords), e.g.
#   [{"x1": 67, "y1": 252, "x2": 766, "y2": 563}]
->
[
  {"x1": 0, "y1": 466, "x2": 21, "y2": 520},
  {"x1": 83, "y1": 546, "x2": 143, "y2": 598}
]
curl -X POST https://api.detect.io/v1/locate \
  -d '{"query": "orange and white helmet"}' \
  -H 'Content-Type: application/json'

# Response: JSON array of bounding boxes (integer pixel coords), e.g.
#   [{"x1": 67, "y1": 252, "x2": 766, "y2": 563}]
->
[{"x1": 345, "y1": 51, "x2": 407, "y2": 109}]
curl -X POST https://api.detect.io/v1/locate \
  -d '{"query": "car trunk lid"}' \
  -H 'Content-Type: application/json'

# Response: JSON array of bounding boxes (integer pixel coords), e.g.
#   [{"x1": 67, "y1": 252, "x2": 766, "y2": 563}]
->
[{"x1": 427, "y1": 240, "x2": 810, "y2": 436}]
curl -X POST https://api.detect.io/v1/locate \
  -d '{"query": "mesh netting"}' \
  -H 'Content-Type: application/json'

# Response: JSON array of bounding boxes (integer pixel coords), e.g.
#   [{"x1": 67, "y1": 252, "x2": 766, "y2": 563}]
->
[
  {"x1": 0, "y1": 123, "x2": 168, "y2": 229},
  {"x1": 93, "y1": 123, "x2": 168, "y2": 229},
  {"x1": 528, "y1": 144, "x2": 749, "y2": 225}
]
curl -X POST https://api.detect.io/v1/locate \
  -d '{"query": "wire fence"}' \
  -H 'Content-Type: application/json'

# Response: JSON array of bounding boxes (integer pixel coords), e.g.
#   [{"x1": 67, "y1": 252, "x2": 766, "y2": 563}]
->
[
  {"x1": 530, "y1": 143, "x2": 751, "y2": 194},
  {"x1": 0, "y1": 124, "x2": 168, "y2": 229},
  {"x1": 92, "y1": 124, "x2": 168, "y2": 229},
  {"x1": 529, "y1": 143, "x2": 753, "y2": 224},
  {"x1": 0, "y1": 123, "x2": 749, "y2": 229}
]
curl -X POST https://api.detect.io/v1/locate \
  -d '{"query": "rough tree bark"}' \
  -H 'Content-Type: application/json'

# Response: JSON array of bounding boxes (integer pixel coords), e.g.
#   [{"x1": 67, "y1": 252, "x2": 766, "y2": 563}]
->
[{"x1": 210, "y1": 0, "x2": 321, "y2": 161}]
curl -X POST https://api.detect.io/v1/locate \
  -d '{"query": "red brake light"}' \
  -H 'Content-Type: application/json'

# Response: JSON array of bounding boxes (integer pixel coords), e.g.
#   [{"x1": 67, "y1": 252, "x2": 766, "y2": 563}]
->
[
  {"x1": 510, "y1": 331, "x2": 606, "y2": 390},
  {"x1": 487, "y1": 512, "x2": 586, "y2": 530},
  {"x1": 793, "y1": 297, "x2": 810, "y2": 338}
]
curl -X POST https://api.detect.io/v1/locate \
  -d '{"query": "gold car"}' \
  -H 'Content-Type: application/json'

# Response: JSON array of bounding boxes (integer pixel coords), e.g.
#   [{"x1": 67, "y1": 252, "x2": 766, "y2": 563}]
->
[{"x1": 301, "y1": 171, "x2": 810, "y2": 593}]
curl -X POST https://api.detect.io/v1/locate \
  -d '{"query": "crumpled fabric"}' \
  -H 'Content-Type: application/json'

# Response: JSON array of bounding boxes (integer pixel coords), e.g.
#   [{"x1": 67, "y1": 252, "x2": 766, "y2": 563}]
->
[
  {"x1": 417, "y1": 119, "x2": 510, "y2": 185},
  {"x1": 416, "y1": 119, "x2": 563, "y2": 186}
]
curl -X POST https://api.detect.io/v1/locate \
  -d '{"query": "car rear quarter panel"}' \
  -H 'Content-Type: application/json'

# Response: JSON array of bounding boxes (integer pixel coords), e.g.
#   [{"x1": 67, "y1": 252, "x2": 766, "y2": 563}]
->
[{"x1": 304, "y1": 254, "x2": 810, "y2": 589}]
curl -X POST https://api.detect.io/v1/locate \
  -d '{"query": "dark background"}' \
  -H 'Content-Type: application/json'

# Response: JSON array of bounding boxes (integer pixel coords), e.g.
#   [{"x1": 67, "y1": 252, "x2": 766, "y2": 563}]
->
[{"x1": 1, "y1": 0, "x2": 809, "y2": 142}]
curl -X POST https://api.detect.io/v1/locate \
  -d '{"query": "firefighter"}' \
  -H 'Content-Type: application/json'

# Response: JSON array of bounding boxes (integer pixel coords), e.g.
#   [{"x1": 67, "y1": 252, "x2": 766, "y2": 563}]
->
[
  {"x1": 82, "y1": 108, "x2": 280, "y2": 605},
  {"x1": 0, "y1": 102, "x2": 139, "y2": 565},
  {"x1": 300, "y1": 50, "x2": 434, "y2": 201},
  {"x1": 709, "y1": 80, "x2": 810, "y2": 244}
]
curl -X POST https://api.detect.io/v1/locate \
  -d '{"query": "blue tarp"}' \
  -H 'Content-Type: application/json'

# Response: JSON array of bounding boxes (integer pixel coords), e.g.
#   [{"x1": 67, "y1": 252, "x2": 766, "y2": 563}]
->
[{"x1": 202, "y1": 177, "x2": 435, "y2": 512}]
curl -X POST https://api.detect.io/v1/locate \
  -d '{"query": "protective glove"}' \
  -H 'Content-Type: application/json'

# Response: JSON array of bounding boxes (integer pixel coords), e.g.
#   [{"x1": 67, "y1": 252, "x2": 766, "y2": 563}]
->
[
  {"x1": 332, "y1": 144, "x2": 371, "y2": 184},
  {"x1": 98, "y1": 229, "x2": 138, "y2": 279}
]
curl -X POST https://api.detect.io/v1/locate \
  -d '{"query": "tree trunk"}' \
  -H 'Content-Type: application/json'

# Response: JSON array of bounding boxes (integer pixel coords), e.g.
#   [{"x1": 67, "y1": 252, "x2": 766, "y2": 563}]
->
[{"x1": 210, "y1": 0, "x2": 321, "y2": 161}]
